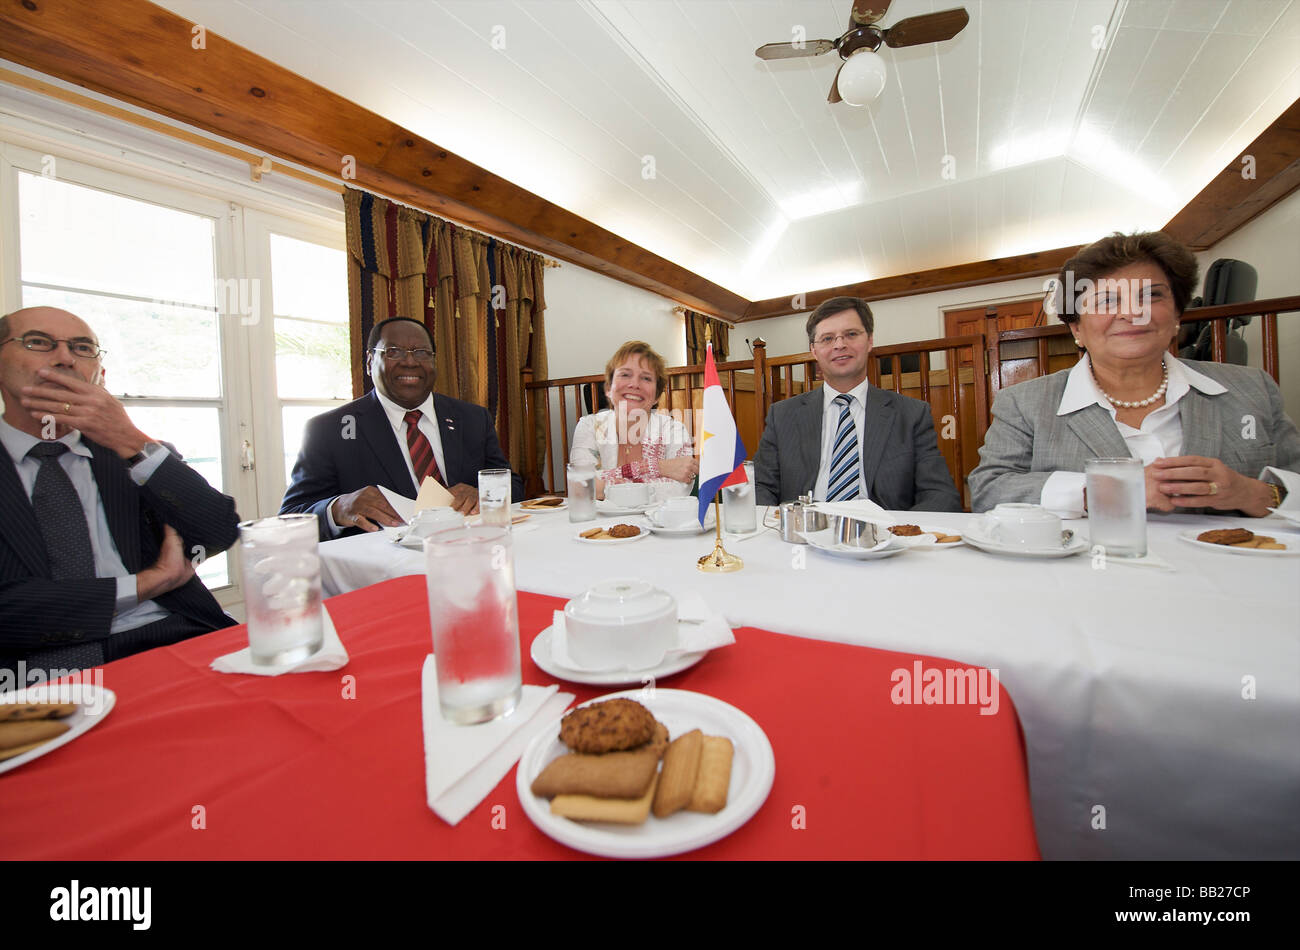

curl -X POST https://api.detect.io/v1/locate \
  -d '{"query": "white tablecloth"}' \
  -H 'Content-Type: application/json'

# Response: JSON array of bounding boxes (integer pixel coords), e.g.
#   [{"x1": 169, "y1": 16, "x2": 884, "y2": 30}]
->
[{"x1": 319, "y1": 506, "x2": 1300, "y2": 860}]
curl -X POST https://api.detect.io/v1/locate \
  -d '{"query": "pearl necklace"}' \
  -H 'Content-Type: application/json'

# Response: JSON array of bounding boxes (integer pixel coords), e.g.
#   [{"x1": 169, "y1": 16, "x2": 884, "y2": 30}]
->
[{"x1": 1093, "y1": 361, "x2": 1169, "y2": 409}]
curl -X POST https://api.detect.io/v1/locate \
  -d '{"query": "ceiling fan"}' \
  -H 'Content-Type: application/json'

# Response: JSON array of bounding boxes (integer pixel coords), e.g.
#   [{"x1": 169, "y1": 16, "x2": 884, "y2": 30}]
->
[{"x1": 755, "y1": 1, "x2": 970, "y2": 106}]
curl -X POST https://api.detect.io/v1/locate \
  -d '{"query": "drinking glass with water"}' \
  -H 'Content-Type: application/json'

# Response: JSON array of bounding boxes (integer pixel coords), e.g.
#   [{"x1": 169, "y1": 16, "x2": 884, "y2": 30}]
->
[{"x1": 1086, "y1": 457, "x2": 1147, "y2": 557}]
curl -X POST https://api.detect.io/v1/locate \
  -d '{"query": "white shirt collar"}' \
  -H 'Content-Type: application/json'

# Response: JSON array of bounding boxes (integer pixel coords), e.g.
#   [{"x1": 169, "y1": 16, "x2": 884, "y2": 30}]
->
[
  {"x1": 822, "y1": 376, "x2": 871, "y2": 412},
  {"x1": 0, "y1": 416, "x2": 89, "y2": 465},
  {"x1": 373, "y1": 386, "x2": 435, "y2": 430},
  {"x1": 1057, "y1": 353, "x2": 1226, "y2": 416}
]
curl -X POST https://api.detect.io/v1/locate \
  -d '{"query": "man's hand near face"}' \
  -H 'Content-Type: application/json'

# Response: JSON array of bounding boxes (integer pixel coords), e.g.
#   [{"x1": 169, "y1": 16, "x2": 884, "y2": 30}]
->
[{"x1": 20, "y1": 367, "x2": 151, "y2": 458}]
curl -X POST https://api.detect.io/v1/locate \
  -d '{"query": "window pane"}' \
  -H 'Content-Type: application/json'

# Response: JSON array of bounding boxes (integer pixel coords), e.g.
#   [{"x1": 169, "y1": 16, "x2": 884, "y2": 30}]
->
[
  {"x1": 18, "y1": 171, "x2": 216, "y2": 307},
  {"x1": 21, "y1": 286, "x2": 220, "y2": 399},
  {"x1": 275, "y1": 318, "x2": 351, "y2": 400},
  {"x1": 123, "y1": 406, "x2": 230, "y2": 588},
  {"x1": 269, "y1": 233, "x2": 347, "y2": 323},
  {"x1": 282, "y1": 404, "x2": 339, "y2": 484}
]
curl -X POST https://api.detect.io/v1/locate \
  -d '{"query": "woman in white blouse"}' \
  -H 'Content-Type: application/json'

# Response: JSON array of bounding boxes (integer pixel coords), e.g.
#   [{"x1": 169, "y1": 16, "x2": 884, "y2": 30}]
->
[
  {"x1": 969, "y1": 231, "x2": 1299, "y2": 517},
  {"x1": 570, "y1": 341, "x2": 698, "y2": 498}
]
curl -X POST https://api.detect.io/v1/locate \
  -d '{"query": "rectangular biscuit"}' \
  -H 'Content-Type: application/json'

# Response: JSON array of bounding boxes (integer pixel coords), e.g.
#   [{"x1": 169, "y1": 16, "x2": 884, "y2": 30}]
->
[
  {"x1": 686, "y1": 735, "x2": 734, "y2": 814},
  {"x1": 551, "y1": 774, "x2": 658, "y2": 825},
  {"x1": 0, "y1": 739, "x2": 55, "y2": 762},
  {"x1": 0, "y1": 718, "x2": 70, "y2": 751},
  {"x1": 653, "y1": 729, "x2": 702, "y2": 818},
  {"x1": 530, "y1": 747, "x2": 659, "y2": 799}
]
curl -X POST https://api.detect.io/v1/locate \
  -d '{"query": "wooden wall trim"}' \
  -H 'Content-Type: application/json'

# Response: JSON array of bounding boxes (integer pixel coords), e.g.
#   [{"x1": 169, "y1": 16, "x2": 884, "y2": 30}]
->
[{"x1": 0, "y1": 0, "x2": 749, "y2": 318}]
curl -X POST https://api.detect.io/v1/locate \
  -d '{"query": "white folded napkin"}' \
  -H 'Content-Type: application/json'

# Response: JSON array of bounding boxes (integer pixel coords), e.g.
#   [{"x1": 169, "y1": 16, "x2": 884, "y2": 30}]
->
[
  {"x1": 549, "y1": 594, "x2": 735, "y2": 673},
  {"x1": 420, "y1": 655, "x2": 573, "y2": 826},
  {"x1": 1094, "y1": 549, "x2": 1176, "y2": 571},
  {"x1": 807, "y1": 499, "x2": 889, "y2": 522},
  {"x1": 211, "y1": 603, "x2": 350, "y2": 675},
  {"x1": 377, "y1": 485, "x2": 417, "y2": 523}
]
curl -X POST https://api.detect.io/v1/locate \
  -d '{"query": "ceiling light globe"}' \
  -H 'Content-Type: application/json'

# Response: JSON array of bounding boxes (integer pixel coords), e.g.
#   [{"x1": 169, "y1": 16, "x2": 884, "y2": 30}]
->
[{"x1": 838, "y1": 49, "x2": 887, "y2": 106}]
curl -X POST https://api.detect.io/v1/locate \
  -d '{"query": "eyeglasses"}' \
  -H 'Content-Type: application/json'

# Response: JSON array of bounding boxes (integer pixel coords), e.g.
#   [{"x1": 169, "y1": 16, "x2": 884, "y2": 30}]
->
[
  {"x1": 0, "y1": 333, "x2": 105, "y2": 359},
  {"x1": 812, "y1": 329, "x2": 867, "y2": 349},
  {"x1": 374, "y1": 345, "x2": 435, "y2": 363}
]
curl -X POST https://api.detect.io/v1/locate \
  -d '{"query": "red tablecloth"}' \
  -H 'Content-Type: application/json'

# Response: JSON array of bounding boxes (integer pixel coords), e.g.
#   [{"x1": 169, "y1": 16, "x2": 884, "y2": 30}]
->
[{"x1": 0, "y1": 577, "x2": 1039, "y2": 859}]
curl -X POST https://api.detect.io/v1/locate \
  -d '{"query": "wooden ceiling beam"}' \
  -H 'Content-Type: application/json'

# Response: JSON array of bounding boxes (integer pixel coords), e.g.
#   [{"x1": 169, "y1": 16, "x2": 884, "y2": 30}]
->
[
  {"x1": 1163, "y1": 97, "x2": 1300, "y2": 251},
  {"x1": 0, "y1": 0, "x2": 750, "y2": 318},
  {"x1": 741, "y1": 246, "x2": 1076, "y2": 322}
]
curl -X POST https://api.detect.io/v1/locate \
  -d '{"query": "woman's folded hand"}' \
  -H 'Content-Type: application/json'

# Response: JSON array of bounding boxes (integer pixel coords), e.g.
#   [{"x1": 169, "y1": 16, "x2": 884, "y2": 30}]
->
[
  {"x1": 1150, "y1": 456, "x2": 1272, "y2": 516},
  {"x1": 658, "y1": 455, "x2": 699, "y2": 483}
]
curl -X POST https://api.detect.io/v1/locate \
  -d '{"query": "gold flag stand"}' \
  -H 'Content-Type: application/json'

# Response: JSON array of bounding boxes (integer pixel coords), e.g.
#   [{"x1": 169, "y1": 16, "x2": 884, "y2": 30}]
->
[{"x1": 695, "y1": 323, "x2": 742, "y2": 572}]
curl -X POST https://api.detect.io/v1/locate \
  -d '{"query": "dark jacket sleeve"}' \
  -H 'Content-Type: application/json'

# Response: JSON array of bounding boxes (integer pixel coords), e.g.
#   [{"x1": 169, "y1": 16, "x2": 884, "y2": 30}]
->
[
  {"x1": 140, "y1": 451, "x2": 241, "y2": 559},
  {"x1": 280, "y1": 413, "x2": 343, "y2": 540},
  {"x1": 753, "y1": 402, "x2": 782, "y2": 506}
]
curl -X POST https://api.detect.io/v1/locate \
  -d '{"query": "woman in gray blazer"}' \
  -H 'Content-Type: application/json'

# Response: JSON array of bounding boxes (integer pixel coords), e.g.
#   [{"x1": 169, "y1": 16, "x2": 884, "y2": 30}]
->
[{"x1": 969, "y1": 231, "x2": 1299, "y2": 517}]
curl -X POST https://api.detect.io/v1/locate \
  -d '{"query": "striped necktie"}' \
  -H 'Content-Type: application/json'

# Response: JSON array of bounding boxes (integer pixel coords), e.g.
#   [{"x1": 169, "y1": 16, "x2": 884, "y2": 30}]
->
[
  {"x1": 826, "y1": 394, "x2": 860, "y2": 502},
  {"x1": 403, "y1": 410, "x2": 446, "y2": 487}
]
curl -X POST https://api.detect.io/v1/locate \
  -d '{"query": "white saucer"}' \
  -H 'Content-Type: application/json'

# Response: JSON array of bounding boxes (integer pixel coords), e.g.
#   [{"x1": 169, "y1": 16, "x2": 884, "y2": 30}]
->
[
  {"x1": 643, "y1": 511, "x2": 716, "y2": 536},
  {"x1": 574, "y1": 525, "x2": 651, "y2": 544},
  {"x1": 1267, "y1": 507, "x2": 1300, "y2": 528},
  {"x1": 962, "y1": 523, "x2": 1087, "y2": 558},
  {"x1": 800, "y1": 529, "x2": 907, "y2": 560},
  {"x1": 596, "y1": 499, "x2": 656, "y2": 515},
  {"x1": 530, "y1": 626, "x2": 707, "y2": 685},
  {"x1": 517, "y1": 689, "x2": 775, "y2": 859},
  {"x1": 1177, "y1": 528, "x2": 1299, "y2": 556}
]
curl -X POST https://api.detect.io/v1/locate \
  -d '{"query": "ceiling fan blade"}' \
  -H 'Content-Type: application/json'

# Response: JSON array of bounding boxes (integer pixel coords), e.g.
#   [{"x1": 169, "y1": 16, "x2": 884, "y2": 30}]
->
[
  {"x1": 756, "y1": 39, "x2": 835, "y2": 60},
  {"x1": 883, "y1": 7, "x2": 970, "y2": 48},
  {"x1": 849, "y1": 0, "x2": 892, "y2": 28},
  {"x1": 828, "y1": 62, "x2": 845, "y2": 103}
]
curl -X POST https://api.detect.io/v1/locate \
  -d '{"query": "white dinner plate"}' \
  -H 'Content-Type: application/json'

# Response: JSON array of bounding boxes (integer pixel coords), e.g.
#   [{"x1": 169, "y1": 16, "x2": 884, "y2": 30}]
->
[
  {"x1": 518, "y1": 498, "x2": 568, "y2": 512},
  {"x1": 1266, "y1": 507, "x2": 1300, "y2": 528},
  {"x1": 1176, "y1": 528, "x2": 1299, "y2": 556},
  {"x1": 800, "y1": 529, "x2": 907, "y2": 561},
  {"x1": 596, "y1": 499, "x2": 656, "y2": 516},
  {"x1": 962, "y1": 523, "x2": 1087, "y2": 559},
  {"x1": 573, "y1": 524, "x2": 651, "y2": 544},
  {"x1": 529, "y1": 626, "x2": 707, "y2": 685},
  {"x1": 886, "y1": 526, "x2": 966, "y2": 549},
  {"x1": 0, "y1": 684, "x2": 116, "y2": 775},
  {"x1": 516, "y1": 688, "x2": 775, "y2": 859}
]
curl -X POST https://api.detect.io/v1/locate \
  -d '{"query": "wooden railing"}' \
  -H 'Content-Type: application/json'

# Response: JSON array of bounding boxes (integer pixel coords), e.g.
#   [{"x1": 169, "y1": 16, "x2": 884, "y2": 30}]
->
[
  {"x1": 521, "y1": 295, "x2": 1296, "y2": 504},
  {"x1": 988, "y1": 295, "x2": 1300, "y2": 404}
]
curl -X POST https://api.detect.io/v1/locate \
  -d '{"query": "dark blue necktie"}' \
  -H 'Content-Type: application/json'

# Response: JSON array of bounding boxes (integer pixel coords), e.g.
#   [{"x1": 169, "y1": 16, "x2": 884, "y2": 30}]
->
[{"x1": 826, "y1": 394, "x2": 861, "y2": 502}]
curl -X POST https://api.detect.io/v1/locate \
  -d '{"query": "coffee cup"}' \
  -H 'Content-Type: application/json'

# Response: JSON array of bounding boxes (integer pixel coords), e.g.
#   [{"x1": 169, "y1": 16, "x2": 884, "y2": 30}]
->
[
  {"x1": 648, "y1": 496, "x2": 698, "y2": 530},
  {"x1": 982, "y1": 503, "x2": 1062, "y2": 548},
  {"x1": 605, "y1": 482, "x2": 649, "y2": 508},
  {"x1": 649, "y1": 480, "x2": 691, "y2": 504},
  {"x1": 562, "y1": 579, "x2": 677, "y2": 671}
]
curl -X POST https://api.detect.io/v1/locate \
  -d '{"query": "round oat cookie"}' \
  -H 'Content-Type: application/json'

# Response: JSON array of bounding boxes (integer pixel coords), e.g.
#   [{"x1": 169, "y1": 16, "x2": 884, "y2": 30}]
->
[{"x1": 559, "y1": 698, "x2": 657, "y2": 754}]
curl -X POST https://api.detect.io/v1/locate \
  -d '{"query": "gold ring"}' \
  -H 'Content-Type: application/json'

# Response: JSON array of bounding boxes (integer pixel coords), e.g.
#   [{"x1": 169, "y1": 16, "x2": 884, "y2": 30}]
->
[
  {"x1": 1208, "y1": 481, "x2": 1218, "y2": 496},
  {"x1": 63, "y1": 402, "x2": 71, "y2": 414}
]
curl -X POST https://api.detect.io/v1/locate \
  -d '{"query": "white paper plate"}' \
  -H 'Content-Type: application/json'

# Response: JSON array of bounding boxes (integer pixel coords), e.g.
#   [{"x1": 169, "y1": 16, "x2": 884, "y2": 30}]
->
[
  {"x1": 517, "y1": 689, "x2": 775, "y2": 859},
  {"x1": 886, "y1": 526, "x2": 966, "y2": 549},
  {"x1": 530, "y1": 626, "x2": 707, "y2": 685},
  {"x1": 0, "y1": 684, "x2": 116, "y2": 775},
  {"x1": 962, "y1": 523, "x2": 1087, "y2": 559},
  {"x1": 574, "y1": 525, "x2": 651, "y2": 544},
  {"x1": 643, "y1": 509, "x2": 716, "y2": 536},
  {"x1": 1176, "y1": 528, "x2": 1299, "y2": 556}
]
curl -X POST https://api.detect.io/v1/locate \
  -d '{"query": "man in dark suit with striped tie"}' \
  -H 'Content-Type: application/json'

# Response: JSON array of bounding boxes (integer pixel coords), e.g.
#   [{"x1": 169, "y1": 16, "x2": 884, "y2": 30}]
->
[
  {"x1": 280, "y1": 316, "x2": 522, "y2": 540},
  {"x1": 0, "y1": 307, "x2": 240, "y2": 677},
  {"x1": 753, "y1": 297, "x2": 961, "y2": 511}
]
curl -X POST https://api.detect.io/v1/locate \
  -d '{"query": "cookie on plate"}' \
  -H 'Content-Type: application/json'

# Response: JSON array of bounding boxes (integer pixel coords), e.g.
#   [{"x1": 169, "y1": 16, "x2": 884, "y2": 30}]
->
[{"x1": 559, "y1": 698, "x2": 657, "y2": 754}]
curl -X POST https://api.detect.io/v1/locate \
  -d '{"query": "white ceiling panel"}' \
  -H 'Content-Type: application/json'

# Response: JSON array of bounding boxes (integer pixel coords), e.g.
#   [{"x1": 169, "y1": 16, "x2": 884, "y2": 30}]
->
[{"x1": 151, "y1": 0, "x2": 1296, "y2": 302}]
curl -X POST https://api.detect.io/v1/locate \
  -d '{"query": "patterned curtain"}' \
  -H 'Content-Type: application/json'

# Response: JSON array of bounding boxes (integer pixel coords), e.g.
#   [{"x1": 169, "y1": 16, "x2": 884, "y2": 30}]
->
[
  {"x1": 684, "y1": 309, "x2": 731, "y2": 363},
  {"x1": 343, "y1": 187, "x2": 547, "y2": 475}
]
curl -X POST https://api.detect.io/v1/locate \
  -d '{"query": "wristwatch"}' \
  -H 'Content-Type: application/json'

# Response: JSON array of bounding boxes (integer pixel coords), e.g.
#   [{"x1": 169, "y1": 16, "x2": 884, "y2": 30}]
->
[
  {"x1": 1267, "y1": 482, "x2": 1286, "y2": 508},
  {"x1": 125, "y1": 441, "x2": 164, "y2": 468}
]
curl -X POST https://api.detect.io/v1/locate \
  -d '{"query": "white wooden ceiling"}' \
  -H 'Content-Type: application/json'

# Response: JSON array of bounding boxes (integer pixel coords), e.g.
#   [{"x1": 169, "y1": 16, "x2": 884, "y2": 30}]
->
[{"x1": 155, "y1": 0, "x2": 1300, "y2": 301}]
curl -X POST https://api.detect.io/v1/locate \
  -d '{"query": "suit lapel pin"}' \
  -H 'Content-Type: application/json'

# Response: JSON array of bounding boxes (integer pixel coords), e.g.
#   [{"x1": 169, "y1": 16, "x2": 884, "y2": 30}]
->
[{"x1": 444, "y1": 418, "x2": 455, "y2": 431}]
